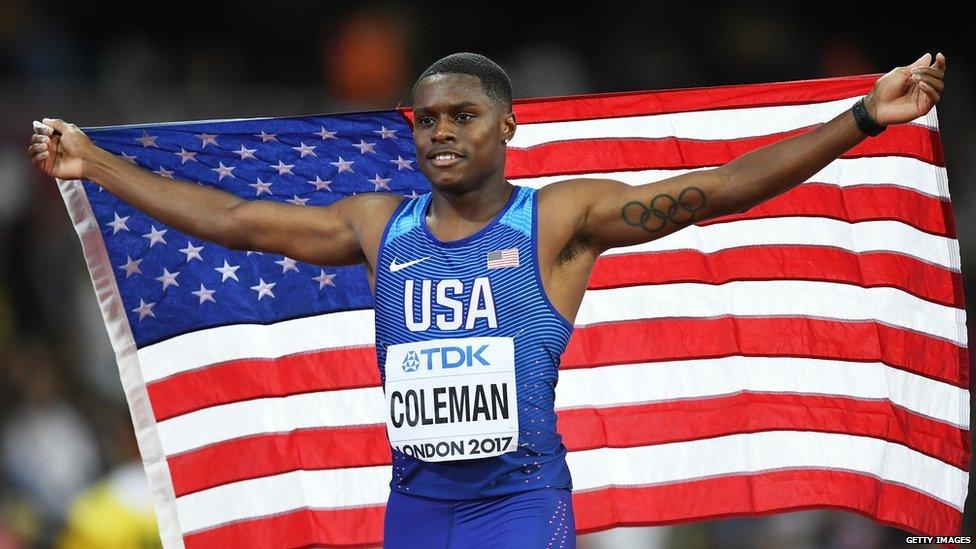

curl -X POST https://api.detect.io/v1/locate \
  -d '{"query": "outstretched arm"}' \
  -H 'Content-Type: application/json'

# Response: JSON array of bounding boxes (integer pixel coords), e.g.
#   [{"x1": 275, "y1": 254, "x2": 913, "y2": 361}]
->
[
  {"x1": 567, "y1": 52, "x2": 945, "y2": 252},
  {"x1": 28, "y1": 118, "x2": 394, "y2": 266}
]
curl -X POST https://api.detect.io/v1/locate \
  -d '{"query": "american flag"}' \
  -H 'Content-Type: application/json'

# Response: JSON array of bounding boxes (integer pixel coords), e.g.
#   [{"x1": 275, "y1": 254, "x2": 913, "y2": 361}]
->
[
  {"x1": 57, "y1": 74, "x2": 968, "y2": 548},
  {"x1": 487, "y1": 247, "x2": 520, "y2": 269}
]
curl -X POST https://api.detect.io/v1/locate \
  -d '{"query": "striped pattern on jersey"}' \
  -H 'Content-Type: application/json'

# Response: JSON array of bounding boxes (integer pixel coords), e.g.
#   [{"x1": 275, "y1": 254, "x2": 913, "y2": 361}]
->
[{"x1": 374, "y1": 185, "x2": 574, "y2": 499}]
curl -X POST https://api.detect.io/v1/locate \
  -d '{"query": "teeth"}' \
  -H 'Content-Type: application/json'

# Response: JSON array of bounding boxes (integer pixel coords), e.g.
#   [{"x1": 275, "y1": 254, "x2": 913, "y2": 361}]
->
[{"x1": 435, "y1": 154, "x2": 457, "y2": 160}]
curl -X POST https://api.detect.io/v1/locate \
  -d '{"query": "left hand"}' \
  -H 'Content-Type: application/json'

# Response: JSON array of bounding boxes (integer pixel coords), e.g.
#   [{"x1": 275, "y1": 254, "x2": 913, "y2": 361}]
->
[{"x1": 865, "y1": 52, "x2": 946, "y2": 126}]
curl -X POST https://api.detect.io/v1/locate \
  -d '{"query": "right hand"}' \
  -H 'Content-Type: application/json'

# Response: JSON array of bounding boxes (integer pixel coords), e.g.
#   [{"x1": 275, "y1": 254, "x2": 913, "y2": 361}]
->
[{"x1": 29, "y1": 118, "x2": 95, "y2": 180}]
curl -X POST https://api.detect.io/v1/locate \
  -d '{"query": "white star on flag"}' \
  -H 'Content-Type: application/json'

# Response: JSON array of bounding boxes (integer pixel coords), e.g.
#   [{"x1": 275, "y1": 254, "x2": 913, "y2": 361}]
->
[
  {"x1": 154, "y1": 166, "x2": 174, "y2": 179},
  {"x1": 120, "y1": 152, "x2": 138, "y2": 164},
  {"x1": 353, "y1": 140, "x2": 377, "y2": 154},
  {"x1": 246, "y1": 251, "x2": 263, "y2": 256},
  {"x1": 179, "y1": 241, "x2": 204, "y2": 262},
  {"x1": 275, "y1": 257, "x2": 299, "y2": 273},
  {"x1": 250, "y1": 278, "x2": 276, "y2": 300},
  {"x1": 255, "y1": 130, "x2": 278, "y2": 142},
  {"x1": 118, "y1": 256, "x2": 143, "y2": 278},
  {"x1": 107, "y1": 212, "x2": 130, "y2": 234},
  {"x1": 292, "y1": 142, "x2": 317, "y2": 158},
  {"x1": 191, "y1": 284, "x2": 217, "y2": 304},
  {"x1": 374, "y1": 125, "x2": 398, "y2": 139},
  {"x1": 286, "y1": 195, "x2": 310, "y2": 206},
  {"x1": 406, "y1": 190, "x2": 421, "y2": 199},
  {"x1": 214, "y1": 260, "x2": 240, "y2": 282},
  {"x1": 196, "y1": 133, "x2": 219, "y2": 148},
  {"x1": 272, "y1": 160, "x2": 295, "y2": 175},
  {"x1": 315, "y1": 126, "x2": 337, "y2": 140},
  {"x1": 212, "y1": 162, "x2": 236, "y2": 180},
  {"x1": 175, "y1": 148, "x2": 198, "y2": 164},
  {"x1": 131, "y1": 299, "x2": 155, "y2": 321},
  {"x1": 307, "y1": 176, "x2": 332, "y2": 191},
  {"x1": 155, "y1": 268, "x2": 181, "y2": 290},
  {"x1": 235, "y1": 145, "x2": 257, "y2": 160},
  {"x1": 331, "y1": 156, "x2": 354, "y2": 174},
  {"x1": 370, "y1": 174, "x2": 391, "y2": 191},
  {"x1": 312, "y1": 269, "x2": 337, "y2": 289},
  {"x1": 135, "y1": 131, "x2": 158, "y2": 148},
  {"x1": 142, "y1": 226, "x2": 168, "y2": 247},
  {"x1": 390, "y1": 156, "x2": 414, "y2": 170},
  {"x1": 249, "y1": 179, "x2": 273, "y2": 196}
]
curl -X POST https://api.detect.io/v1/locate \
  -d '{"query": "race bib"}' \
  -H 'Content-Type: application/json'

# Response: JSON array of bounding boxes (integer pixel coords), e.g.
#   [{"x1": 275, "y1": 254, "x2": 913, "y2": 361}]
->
[{"x1": 384, "y1": 337, "x2": 519, "y2": 462}]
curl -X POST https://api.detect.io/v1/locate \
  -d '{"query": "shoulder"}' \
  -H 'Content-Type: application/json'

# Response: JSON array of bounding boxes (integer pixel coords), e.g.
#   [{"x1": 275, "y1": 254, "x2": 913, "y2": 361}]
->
[{"x1": 339, "y1": 192, "x2": 407, "y2": 234}]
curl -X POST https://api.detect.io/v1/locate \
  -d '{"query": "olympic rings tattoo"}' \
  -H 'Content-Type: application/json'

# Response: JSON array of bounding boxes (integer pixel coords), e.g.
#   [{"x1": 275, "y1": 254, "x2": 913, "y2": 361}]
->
[{"x1": 620, "y1": 187, "x2": 706, "y2": 233}]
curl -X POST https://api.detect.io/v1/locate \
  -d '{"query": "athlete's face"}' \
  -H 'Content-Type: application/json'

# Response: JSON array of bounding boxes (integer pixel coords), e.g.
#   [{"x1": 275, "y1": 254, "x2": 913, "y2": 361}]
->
[{"x1": 412, "y1": 74, "x2": 515, "y2": 193}]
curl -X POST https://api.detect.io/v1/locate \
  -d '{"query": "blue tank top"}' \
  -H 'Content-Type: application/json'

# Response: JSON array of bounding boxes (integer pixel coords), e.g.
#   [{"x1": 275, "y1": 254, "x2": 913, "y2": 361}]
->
[{"x1": 374, "y1": 185, "x2": 574, "y2": 499}]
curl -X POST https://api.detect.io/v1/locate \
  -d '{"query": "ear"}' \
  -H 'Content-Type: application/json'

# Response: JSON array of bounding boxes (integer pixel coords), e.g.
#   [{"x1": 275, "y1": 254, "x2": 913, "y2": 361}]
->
[{"x1": 502, "y1": 111, "x2": 517, "y2": 143}]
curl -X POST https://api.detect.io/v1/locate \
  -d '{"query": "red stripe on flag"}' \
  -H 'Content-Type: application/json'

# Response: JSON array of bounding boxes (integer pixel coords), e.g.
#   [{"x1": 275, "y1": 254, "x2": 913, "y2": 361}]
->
[
  {"x1": 563, "y1": 317, "x2": 968, "y2": 388},
  {"x1": 167, "y1": 393, "x2": 965, "y2": 497},
  {"x1": 183, "y1": 505, "x2": 386, "y2": 549},
  {"x1": 572, "y1": 469, "x2": 961, "y2": 537},
  {"x1": 703, "y1": 183, "x2": 956, "y2": 238},
  {"x1": 505, "y1": 124, "x2": 942, "y2": 178},
  {"x1": 590, "y1": 247, "x2": 964, "y2": 308},
  {"x1": 401, "y1": 75, "x2": 878, "y2": 125},
  {"x1": 148, "y1": 346, "x2": 378, "y2": 421},
  {"x1": 168, "y1": 425, "x2": 390, "y2": 497}
]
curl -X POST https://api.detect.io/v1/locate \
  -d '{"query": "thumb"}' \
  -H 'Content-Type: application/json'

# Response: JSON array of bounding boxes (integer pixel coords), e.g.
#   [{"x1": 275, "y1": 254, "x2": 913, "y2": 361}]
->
[
  {"x1": 40, "y1": 117, "x2": 69, "y2": 135},
  {"x1": 910, "y1": 53, "x2": 932, "y2": 68}
]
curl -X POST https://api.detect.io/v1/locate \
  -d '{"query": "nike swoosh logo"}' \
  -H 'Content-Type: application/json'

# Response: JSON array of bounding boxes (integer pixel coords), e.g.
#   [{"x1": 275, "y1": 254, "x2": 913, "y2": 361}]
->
[{"x1": 389, "y1": 257, "x2": 430, "y2": 273}]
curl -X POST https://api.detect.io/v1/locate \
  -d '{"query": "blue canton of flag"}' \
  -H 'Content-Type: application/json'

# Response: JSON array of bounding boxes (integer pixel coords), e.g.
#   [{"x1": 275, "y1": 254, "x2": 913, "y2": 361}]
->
[{"x1": 82, "y1": 112, "x2": 429, "y2": 347}]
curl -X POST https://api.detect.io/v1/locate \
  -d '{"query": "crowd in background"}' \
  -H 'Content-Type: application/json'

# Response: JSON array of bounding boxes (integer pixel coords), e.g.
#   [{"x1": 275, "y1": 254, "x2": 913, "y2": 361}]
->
[{"x1": 1, "y1": 1, "x2": 973, "y2": 547}]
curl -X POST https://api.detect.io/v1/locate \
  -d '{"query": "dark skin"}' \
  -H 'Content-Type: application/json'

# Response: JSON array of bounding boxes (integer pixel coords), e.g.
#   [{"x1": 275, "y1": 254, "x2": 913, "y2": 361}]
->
[{"x1": 29, "y1": 53, "x2": 946, "y2": 324}]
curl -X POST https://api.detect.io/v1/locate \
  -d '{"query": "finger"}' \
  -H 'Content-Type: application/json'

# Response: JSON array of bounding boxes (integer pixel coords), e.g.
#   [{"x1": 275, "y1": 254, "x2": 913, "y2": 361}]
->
[
  {"x1": 912, "y1": 66, "x2": 944, "y2": 80},
  {"x1": 934, "y1": 52, "x2": 946, "y2": 70},
  {"x1": 33, "y1": 120, "x2": 55, "y2": 136},
  {"x1": 918, "y1": 81, "x2": 941, "y2": 104},
  {"x1": 910, "y1": 52, "x2": 932, "y2": 68},
  {"x1": 914, "y1": 74, "x2": 944, "y2": 93},
  {"x1": 31, "y1": 150, "x2": 50, "y2": 166},
  {"x1": 30, "y1": 133, "x2": 49, "y2": 144},
  {"x1": 40, "y1": 118, "x2": 68, "y2": 135},
  {"x1": 27, "y1": 142, "x2": 48, "y2": 155}
]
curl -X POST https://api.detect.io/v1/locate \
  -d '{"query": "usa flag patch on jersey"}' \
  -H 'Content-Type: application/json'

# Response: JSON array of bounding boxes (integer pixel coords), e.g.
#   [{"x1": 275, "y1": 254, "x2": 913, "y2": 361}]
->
[{"x1": 487, "y1": 248, "x2": 519, "y2": 269}]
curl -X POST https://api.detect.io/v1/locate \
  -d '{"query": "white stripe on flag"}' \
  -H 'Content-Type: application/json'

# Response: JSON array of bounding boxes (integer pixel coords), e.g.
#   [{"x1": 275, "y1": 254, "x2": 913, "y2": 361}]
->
[
  {"x1": 138, "y1": 309, "x2": 375, "y2": 383},
  {"x1": 512, "y1": 157, "x2": 950, "y2": 200},
  {"x1": 511, "y1": 96, "x2": 935, "y2": 147},
  {"x1": 601, "y1": 218, "x2": 960, "y2": 271},
  {"x1": 577, "y1": 281, "x2": 966, "y2": 345},
  {"x1": 556, "y1": 356, "x2": 970, "y2": 428}
]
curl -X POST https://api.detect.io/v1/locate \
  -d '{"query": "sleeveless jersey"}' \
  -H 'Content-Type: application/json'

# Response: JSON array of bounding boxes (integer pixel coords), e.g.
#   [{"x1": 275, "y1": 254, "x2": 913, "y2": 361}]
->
[{"x1": 374, "y1": 185, "x2": 574, "y2": 499}]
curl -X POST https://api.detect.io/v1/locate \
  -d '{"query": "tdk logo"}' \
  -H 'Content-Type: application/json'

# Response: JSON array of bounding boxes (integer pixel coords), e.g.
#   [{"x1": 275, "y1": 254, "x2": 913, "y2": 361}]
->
[
  {"x1": 401, "y1": 351, "x2": 421, "y2": 372},
  {"x1": 401, "y1": 345, "x2": 490, "y2": 373}
]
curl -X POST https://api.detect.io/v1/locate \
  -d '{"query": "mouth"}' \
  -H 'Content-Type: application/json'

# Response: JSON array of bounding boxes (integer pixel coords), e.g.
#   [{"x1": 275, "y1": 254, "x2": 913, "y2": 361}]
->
[{"x1": 427, "y1": 150, "x2": 464, "y2": 168}]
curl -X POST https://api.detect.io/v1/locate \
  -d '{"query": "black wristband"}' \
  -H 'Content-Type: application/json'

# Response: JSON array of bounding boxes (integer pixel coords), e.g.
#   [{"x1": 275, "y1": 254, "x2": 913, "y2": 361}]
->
[{"x1": 852, "y1": 97, "x2": 885, "y2": 137}]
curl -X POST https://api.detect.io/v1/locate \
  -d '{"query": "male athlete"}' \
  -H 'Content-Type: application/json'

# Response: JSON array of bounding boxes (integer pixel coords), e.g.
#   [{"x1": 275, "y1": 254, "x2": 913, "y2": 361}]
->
[{"x1": 29, "y1": 51, "x2": 946, "y2": 548}]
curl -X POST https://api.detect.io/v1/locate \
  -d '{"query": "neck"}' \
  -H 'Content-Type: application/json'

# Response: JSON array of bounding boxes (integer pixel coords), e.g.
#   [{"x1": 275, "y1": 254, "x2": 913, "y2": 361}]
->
[{"x1": 428, "y1": 178, "x2": 515, "y2": 223}]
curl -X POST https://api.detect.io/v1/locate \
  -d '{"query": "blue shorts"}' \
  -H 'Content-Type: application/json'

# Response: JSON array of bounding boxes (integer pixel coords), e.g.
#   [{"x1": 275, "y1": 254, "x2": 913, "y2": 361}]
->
[{"x1": 383, "y1": 488, "x2": 575, "y2": 549}]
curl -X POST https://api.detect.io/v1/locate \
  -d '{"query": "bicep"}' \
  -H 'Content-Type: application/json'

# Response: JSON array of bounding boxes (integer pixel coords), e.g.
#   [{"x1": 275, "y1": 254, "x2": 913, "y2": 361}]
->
[
  {"x1": 226, "y1": 198, "x2": 365, "y2": 266},
  {"x1": 583, "y1": 168, "x2": 731, "y2": 251}
]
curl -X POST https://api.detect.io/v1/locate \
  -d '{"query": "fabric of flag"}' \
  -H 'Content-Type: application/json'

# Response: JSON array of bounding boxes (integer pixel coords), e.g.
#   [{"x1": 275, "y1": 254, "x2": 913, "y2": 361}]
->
[{"x1": 56, "y1": 74, "x2": 968, "y2": 548}]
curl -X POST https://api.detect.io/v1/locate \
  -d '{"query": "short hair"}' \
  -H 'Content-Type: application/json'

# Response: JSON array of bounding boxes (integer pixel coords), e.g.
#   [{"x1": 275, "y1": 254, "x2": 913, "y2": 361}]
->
[{"x1": 412, "y1": 52, "x2": 512, "y2": 111}]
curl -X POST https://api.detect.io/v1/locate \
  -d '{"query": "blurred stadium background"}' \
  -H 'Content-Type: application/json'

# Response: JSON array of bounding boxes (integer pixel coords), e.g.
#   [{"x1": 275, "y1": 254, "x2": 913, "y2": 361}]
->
[{"x1": 0, "y1": 1, "x2": 972, "y2": 547}]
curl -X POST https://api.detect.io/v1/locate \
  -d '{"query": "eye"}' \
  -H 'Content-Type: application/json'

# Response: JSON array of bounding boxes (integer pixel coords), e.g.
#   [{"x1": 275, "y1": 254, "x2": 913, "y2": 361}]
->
[
  {"x1": 455, "y1": 113, "x2": 474, "y2": 122},
  {"x1": 418, "y1": 116, "x2": 435, "y2": 127}
]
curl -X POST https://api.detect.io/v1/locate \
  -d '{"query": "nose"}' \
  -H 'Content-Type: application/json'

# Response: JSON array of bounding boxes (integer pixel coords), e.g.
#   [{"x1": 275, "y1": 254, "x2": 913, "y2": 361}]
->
[{"x1": 431, "y1": 118, "x2": 455, "y2": 143}]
